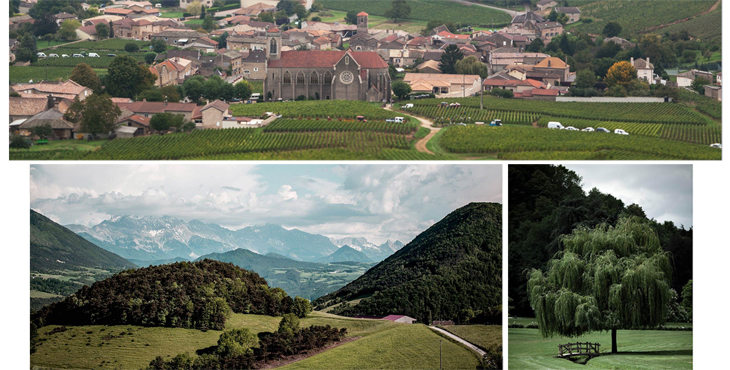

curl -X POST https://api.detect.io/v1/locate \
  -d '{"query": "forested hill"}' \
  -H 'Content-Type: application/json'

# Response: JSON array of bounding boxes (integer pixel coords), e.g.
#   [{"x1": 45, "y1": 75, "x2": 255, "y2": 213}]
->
[
  {"x1": 314, "y1": 202, "x2": 502, "y2": 324},
  {"x1": 31, "y1": 210, "x2": 136, "y2": 271},
  {"x1": 32, "y1": 260, "x2": 295, "y2": 330},
  {"x1": 508, "y1": 165, "x2": 693, "y2": 317},
  {"x1": 196, "y1": 248, "x2": 323, "y2": 270}
]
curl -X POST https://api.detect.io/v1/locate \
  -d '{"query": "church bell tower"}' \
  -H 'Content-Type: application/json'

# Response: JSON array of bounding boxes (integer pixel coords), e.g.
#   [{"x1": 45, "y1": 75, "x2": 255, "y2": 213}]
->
[
  {"x1": 266, "y1": 27, "x2": 281, "y2": 61},
  {"x1": 357, "y1": 11, "x2": 369, "y2": 35}
]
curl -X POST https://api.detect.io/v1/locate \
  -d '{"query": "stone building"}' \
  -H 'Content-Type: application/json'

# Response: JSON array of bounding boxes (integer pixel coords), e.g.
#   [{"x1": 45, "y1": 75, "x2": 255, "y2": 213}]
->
[{"x1": 264, "y1": 29, "x2": 391, "y2": 102}]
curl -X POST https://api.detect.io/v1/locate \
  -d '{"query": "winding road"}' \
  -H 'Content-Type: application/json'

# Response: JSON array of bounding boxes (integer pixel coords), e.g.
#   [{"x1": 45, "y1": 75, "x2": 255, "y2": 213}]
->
[
  {"x1": 429, "y1": 326, "x2": 487, "y2": 357},
  {"x1": 385, "y1": 106, "x2": 440, "y2": 155},
  {"x1": 446, "y1": 0, "x2": 524, "y2": 17}
]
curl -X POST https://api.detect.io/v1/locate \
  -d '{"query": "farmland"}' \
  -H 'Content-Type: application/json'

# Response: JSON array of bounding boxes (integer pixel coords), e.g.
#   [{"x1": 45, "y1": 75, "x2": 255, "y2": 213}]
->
[
  {"x1": 319, "y1": 0, "x2": 512, "y2": 27},
  {"x1": 573, "y1": 0, "x2": 716, "y2": 37},
  {"x1": 264, "y1": 118, "x2": 420, "y2": 135},
  {"x1": 9, "y1": 66, "x2": 107, "y2": 83},
  {"x1": 229, "y1": 100, "x2": 402, "y2": 120},
  {"x1": 657, "y1": 2, "x2": 722, "y2": 41},
  {"x1": 509, "y1": 327, "x2": 692, "y2": 370},
  {"x1": 441, "y1": 325, "x2": 502, "y2": 352},
  {"x1": 437, "y1": 125, "x2": 721, "y2": 160},
  {"x1": 31, "y1": 54, "x2": 146, "y2": 68},
  {"x1": 31, "y1": 312, "x2": 480, "y2": 370}
]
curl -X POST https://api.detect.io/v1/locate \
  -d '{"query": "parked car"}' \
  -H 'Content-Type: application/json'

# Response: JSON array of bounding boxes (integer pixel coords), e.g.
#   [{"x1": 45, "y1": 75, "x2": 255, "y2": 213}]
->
[
  {"x1": 386, "y1": 118, "x2": 398, "y2": 123},
  {"x1": 107, "y1": 53, "x2": 116, "y2": 57},
  {"x1": 614, "y1": 129, "x2": 629, "y2": 135},
  {"x1": 582, "y1": 127, "x2": 595, "y2": 132},
  {"x1": 710, "y1": 143, "x2": 722, "y2": 148},
  {"x1": 547, "y1": 121, "x2": 564, "y2": 129},
  {"x1": 596, "y1": 127, "x2": 610, "y2": 133},
  {"x1": 489, "y1": 119, "x2": 502, "y2": 126},
  {"x1": 475, "y1": 121, "x2": 485, "y2": 125},
  {"x1": 402, "y1": 103, "x2": 414, "y2": 109},
  {"x1": 393, "y1": 117, "x2": 405, "y2": 123},
  {"x1": 37, "y1": 52, "x2": 47, "y2": 58},
  {"x1": 73, "y1": 54, "x2": 84, "y2": 57},
  {"x1": 88, "y1": 53, "x2": 100, "y2": 58},
  {"x1": 48, "y1": 53, "x2": 59, "y2": 58},
  {"x1": 61, "y1": 54, "x2": 69, "y2": 58},
  {"x1": 449, "y1": 103, "x2": 461, "y2": 108},
  {"x1": 456, "y1": 122, "x2": 467, "y2": 126},
  {"x1": 565, "y1": 126, "x2": 579, "y2": 131},
  {"x1": 439, "y1": 102, "x2": 449, "y2": 107}
]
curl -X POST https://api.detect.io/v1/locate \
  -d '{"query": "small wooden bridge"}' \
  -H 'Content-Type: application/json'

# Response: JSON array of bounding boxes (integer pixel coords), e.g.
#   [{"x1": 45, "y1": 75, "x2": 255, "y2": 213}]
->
[{"x1": 555, "y1": 342, "x2": 601, "y2": 358}]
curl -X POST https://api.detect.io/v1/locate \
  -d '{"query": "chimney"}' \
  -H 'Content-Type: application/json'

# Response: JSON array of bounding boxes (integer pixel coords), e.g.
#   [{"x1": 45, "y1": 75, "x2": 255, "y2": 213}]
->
[
  {"x1": 647, "y1": 57, "x2": 650, "y2": 66},
  {"x1": 631, "y1": 57, "x2": 634, "y2": 66},
  {"x1": 46, "y1": 94, "x2": 54, "y2": 110}
]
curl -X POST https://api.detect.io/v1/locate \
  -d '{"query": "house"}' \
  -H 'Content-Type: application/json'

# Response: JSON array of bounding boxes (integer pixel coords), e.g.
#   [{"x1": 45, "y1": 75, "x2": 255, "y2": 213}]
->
[
  {"x1": 199, "y1": 100, "x2": 231, "y2": 129},
  {"x1": 432, "y1": 31, "x2": 471, "y2": 45},
  {"x1": 603, "y1": 37, "x2": 636, "y2": 50},
  {"x1": 554, "y1": 7, "x2": 581, "y2": 24},
  {"x1": 18, "y1": 108, "x2": 74, "y2": 139},
  {"x1": 716, "y1": 72, "x2": 722, "y2": 86},
  {"x1": 387, "y1": 49, "x2": 422, "y2": 67},
  {"x1": 403, "y1": 73, "x2": 481, "y2": 95},
  {"x1": 9, "y1": 15, "x2": 34, "y2": 30},
  {"x1": 675, "y1": 69, "x2": 713, "y2": 88},
  {"x1": 9, "y1": 95, "x2": 51, "y2": 122},
  {"x1": 235, "y1": 2, "x2": 277, "y2": 17},
  {"x1": 488, "y1": 48, "x2": 549, "y2": 73},
  {"x1": 103, "y1": 6, "x2": 161, "y2": 18},
  {"x1": 704, "y1": 85, "x2": 721, "y2": 101},
  {"x1": 155, "y1": 49, "x2": 201, "y2": 62},
  {"x1": 116, "y1": 101, "x2": 200, "y2": 121},
  {"x1": 180, "y1": 0, "x2": 214, "y2": 8},
  {"x1": 515, "y1": 87, "x2": 560, "y2": 100},
  {"x1": 416, "y1": 59, "x2": 442, "y2": 74},
  {"x1": 511, "y1": 11, "x2": 545, "y2": 27},
  {"x1": 115, "y1": 114, "x2": 151, "y2": 136},
  {"x1": 76, "y1": 22, "x2": 107, "y2": 41},
  {"x1": 630, "y1": 57, "x2": 654, "y2": 82},
  {"x1": 149, "y1": 58, "x2": 192, "y2": 87},
  {"x1": 536, "y1": 0, "x2": 557, "y2": 10},
  {"x1": 535, "y1": 21, "x2": 563, "y2": 42},
  {"x1": 382, "y1": 315, "x2": 416, "y2": 324},
  {"x1": 532, "y1": 56, "x2": 570, "y2": 84},
  {"x1": 52, "y1": 12, "x2": 78, "y2": 26},
  {"x1": 227, "y1": 34, "x2": 269, "y2": 51},
  {"x1": 13, "y1": 80, "x2": 93, "y2": 101}
]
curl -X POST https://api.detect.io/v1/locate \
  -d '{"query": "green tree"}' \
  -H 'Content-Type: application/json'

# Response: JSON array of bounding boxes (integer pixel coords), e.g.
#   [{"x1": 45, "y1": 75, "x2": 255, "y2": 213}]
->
[
  {"x1": 391, "y1": 80, "x2": 412, "y2": 100},
  {"x1": 144, "y1": 52, "x2": 157, "y2": 64},
  {"x1": 182, "y1": 121, "x2": 197, "y2": 132},
  {"x1": 681, "y1": 280, "x2": 692, "y2": 320},
  {"x1": 234, "y1": 80, "x2": 252, "y2": 100},
  {"x1": 384, "y1": 0, "x2": 411, "y2": 22},
  {"x1": 105, "y1": 55, "x2": 156, "y2": 98},
  {"x1": 69, "y1": 63, "x2": 102, "y2": 92},
  {"x1": 16, "y1": 33, "x2": 38, "y2": 63},
  {"x1": 10, "y1": 0, "x2": 20, "y2": 17},
  {"x1": 200, "y1": 4, "x2": 206, "y2": 19},
  {"x1": 525, "y1": 38, "x2": 544, "y2": 52},
  {"x1": 31, "y1": 124, "x2": 53, "y2": 140},
  {"x1": 34, "y1": 16, "x2": 60, "y2": 37},
  {"x1": 691, "y1": 77, "x2": 710, "y2": 95},
  {"x1": 218, "y1": 31, "x2": 229, "y2": 49},
  {"x1": 203, "y1": 77, "x2": 224, "y2": 101},
  {"x1": 556, "y1": 13, "x2": 569, "y2": 26},
  {"x1": 150, "y1": 112, "x2": 173, "y2": 132},
  {"x1": 186, "y1": 1, "x2": 202, "y2": 16},
  {"x1": 216, "y1": 328, "x2": 258, "y2": 358},
  {"x1": 184, "y1": 77, "x2": 205, "y2": 102},
  {"x1": 278, "y1": 313, "x2": 300, "y2": 337},
  {"x1": 574, "y1": 69, "x2": 597, "y2": 89},
  {"x1": 220, "y1": 82, "x2": 234, "y2": 101},
  {"x1": 439, "y1": 44, "x2": 464, "y2": 74},
  {"x1": 125, "y1": 42, "x2": 140, "y2": 53},
  {"x1": 64, "y1": 94, "x2": 121, "y2": 136},
  {"x1": 258, "y1": 11, "x2": 275, "y2": 23},
  {"x1": 10, "y1": 134, "x2": 31, "y2": 149},
  {"x1": 161, "y1": 85, "x2": 182, "y2": 102},
  {"x1": 292, "y1": 297, "x2": 312, "y2": 318},
  {"x1": 528, "y1": 217, "x2": 672, "y2": 353},
  {"x1": 203, "y1": 15, "x2": 216, "y2": 31},
  {"x1": 345, "y1": 10, "x2": 358, "y2": 25},
  {"x1": 455, "y1": 56, "x2": 489, "y2": 79},
  {"x1": 602, "y1": 21, "x2": 622, "y2": 38},
  {"x1": 151, "y1": 39, "x2": 167, "y2": 53},
  {"x1": 109, "y1": 21, "x2": 114, "y2": 38},
  {"x1": 57, "y1": 19, "x2": 80, "y2": 41},
  {"x1": 95, "y1": 23, "x2": 109, "y2": 40}
]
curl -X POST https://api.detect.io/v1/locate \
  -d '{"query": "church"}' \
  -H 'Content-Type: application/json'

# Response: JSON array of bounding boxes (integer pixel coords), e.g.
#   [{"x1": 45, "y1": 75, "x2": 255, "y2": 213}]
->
[{"x1": 263, "y1": 28, "x2": 392, "y2": 102}]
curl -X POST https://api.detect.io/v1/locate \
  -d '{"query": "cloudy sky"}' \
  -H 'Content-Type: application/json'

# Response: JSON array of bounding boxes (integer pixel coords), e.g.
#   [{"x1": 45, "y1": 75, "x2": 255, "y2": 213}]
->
[
  {"x1": 564, "y1": 164, "x2": 692, "y2": 228},
  {"x1": 30, "y1": 164, "x2": 502, "y2": 244}
]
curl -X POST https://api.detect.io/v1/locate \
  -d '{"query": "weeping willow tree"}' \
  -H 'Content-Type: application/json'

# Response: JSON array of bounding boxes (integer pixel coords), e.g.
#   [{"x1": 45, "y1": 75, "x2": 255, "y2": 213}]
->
[{"x1": 527, "y1": 216, "x2": 672, "y2": 354}]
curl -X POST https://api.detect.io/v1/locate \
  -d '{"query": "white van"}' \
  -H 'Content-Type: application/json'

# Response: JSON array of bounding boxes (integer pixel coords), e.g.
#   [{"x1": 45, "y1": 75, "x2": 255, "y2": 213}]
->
[
  {"x1": 88, "y1": 53, "x2": 100, "y2": 58},
  {"x1": 614, "y1": 129, "x2": 629, "y2": 135},
  {"x1": 48, "y1": 53, "x2": 59, "y2": 58},
  {"x1": 547, "y1": 121, "x2": 564, "y2": 129},
  {"x1": 37, "y1": 52, "x2": 47, "y2": 58},
  {"x1": 403, "y1": 103, "x2": 414, "y2": 109},
  {"x1": 73, "y1": 54, "x2": 84, "y2": 57},
  {"x1": 394, "y1": 117, "x2": 405, "y2": 123}
]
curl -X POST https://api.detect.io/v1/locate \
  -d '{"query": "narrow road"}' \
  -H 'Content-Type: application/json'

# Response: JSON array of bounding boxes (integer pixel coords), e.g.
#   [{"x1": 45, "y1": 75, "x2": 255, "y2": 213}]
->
[
  {"x1": 429, "y1": 326, "x2": 486, "y2": 357},
  {"x1": 446, "y1": 0, "x2": 523, "y2": 17},
  {"x1": 384, "y1": 105, "x2": 440, "y2": 155}
]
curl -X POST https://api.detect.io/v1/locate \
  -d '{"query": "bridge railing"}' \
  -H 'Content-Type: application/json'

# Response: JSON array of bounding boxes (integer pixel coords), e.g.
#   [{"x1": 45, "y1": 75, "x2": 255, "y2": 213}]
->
[{"x1": 557, "y1": 342, "x2": 601, "y2": 357}]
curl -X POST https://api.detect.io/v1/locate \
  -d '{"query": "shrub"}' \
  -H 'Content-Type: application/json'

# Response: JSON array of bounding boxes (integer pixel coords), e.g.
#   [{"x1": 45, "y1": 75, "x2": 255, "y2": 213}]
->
[
  {"x1": 124, "y1": 43, "x2": 140, "y2": 53},
  {"x1": 296, "y1": 94, "x2": 307, "y2": 101},
  {"x1": 10, "y1": 135, "x2": 31, "y2": 149}
]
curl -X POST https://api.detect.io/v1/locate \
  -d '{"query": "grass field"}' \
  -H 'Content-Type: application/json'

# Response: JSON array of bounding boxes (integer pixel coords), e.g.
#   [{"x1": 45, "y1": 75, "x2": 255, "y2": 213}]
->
[
  {"x1": 657, "y1": 1, "x2": 721, "y2": 41},
  {"x1": 160, "y1": 11, "x2": 184, "y2": 19},
  {"x1": 31, "y1": 312, "x2": 480, "y2": 370},
  {"x1": 442, "y1": 325, "x2": 502, "y2": 351},
  {"x1": 509, "y1": 328, "x2": 692, "y2": 369},
  {"x1": 508, "y1": 317, "x2": 692, "y2": 329},
  {"x1": 9, "y1": 66, "x2": 108, "y2": 83}
]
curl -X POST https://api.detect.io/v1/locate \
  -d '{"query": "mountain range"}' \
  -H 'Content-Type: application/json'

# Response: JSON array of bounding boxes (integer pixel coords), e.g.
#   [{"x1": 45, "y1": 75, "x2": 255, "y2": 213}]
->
[
  {"x1": 317, "y1": 245, "x2": 372, "y2": 263},
  {"x1": 66, "y1": 216, "x2": 403, "y2": 263}
]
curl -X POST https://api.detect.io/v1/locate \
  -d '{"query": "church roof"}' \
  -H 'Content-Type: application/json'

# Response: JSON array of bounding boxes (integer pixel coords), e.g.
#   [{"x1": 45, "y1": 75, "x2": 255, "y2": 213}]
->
[{"x1": 268, "y1": 50, "x2": 388, "y2": 69}]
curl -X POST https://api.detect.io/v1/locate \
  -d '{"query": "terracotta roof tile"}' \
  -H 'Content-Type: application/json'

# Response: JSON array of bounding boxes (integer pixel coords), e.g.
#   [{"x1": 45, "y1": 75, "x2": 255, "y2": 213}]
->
[
  {"x1": 268, "y1": 50, "x2": 388, "y2": 69},
  {"x1": 9, "y1": 96, "x2": 49, "y2": 117}
]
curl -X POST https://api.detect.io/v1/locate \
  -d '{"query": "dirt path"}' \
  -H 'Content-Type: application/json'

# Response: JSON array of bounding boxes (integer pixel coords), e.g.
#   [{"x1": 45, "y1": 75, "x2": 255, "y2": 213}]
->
[
  {"x1": 429, "y1": 326, "x2": 486, "y2": 357},
  {"x1": 384, "y1": 106, "x2": 441, "y2": 155},
  {"x1": 446, "y1": 0, "x2": 523, "y2": 17}
]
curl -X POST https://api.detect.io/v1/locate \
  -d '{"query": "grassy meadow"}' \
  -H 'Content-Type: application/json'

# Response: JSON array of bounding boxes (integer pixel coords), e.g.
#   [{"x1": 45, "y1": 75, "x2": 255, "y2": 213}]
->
[
  {"x1": 31, "y1": 312, "x2": 481, "y2": 370},
  {"x1": 509, "y1": 328, "x2": 692, "y2": 370},
  {"x1": 442, "y1": 324, "x2": 502, "y2": 351}
]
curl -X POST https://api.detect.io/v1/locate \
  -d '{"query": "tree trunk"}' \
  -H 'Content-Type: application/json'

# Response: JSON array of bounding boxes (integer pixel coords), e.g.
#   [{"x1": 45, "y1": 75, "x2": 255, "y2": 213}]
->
[{"x1": 611, "y1": 328, "x2": 617, "y2": 353}]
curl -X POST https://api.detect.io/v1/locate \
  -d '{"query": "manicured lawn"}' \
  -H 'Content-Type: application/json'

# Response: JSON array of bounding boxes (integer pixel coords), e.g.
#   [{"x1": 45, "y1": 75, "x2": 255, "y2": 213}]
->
[
  {"x1": 185, "y1": 19, "x2": 205, "y2": 26},
  {"x1": 509, "y1": 328, "x2": 692, "y2": 370},
  {"x1": 160, "y1": 11, "x2": 184, "y2": 18},
  {"x1": 508, "y1": 317, "x2": 692, "y2": 329}
]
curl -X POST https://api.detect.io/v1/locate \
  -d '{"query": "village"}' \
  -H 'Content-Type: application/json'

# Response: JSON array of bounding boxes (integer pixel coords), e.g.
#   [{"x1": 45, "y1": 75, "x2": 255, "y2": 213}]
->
[{"x1": 7, "y1": 0, "x2": 722, "y2": 160}]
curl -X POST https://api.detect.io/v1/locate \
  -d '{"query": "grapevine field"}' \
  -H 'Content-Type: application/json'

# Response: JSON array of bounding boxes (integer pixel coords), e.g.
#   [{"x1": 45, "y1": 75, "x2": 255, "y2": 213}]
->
[
  {"x1": 264, "y1": 118, "x2": 420, "y2": 135},
  {"x1": 230, "y1": 100, "x2": 401, "y2": 120},
  {"x1": 31, "y1": 54, "x2": 146, "y2": 68},
  {"x1": 402, "y1": 105, "x2": 538, "y2": 125},
  {"x1": 437, "y1": 126, "x2": 721, "y2": 160},
  {"x1": 319, "y1": 0, "x2": 512, "y2": 27},
  {"x1": 9, "y1": 66, "x2": 107, "y2": 83}
]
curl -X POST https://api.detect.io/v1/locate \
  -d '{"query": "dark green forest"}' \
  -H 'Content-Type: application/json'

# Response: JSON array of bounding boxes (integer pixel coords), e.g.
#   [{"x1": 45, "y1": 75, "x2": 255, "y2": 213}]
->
[
  {"x1": 32, "y1": 260, "x2": 296, "y2": 330},
  {"x1": 509, "y1": 165, "x2": 692, "y2": 318},
  {"x1": 314, "y1": 202, "x2": 502, "y2": 324}
]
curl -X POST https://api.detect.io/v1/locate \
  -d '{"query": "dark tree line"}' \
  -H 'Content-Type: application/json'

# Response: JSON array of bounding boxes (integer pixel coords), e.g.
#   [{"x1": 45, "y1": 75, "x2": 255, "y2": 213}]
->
[
  {"x1": 315, "y1": 203, "x2": 502, "y2": 325},
  {"x1": 508, "y1": 165, "x2": 692, "y2": 317},
  {"x1": 32, "y1": 260, "x2": 297, "y2": 330}
]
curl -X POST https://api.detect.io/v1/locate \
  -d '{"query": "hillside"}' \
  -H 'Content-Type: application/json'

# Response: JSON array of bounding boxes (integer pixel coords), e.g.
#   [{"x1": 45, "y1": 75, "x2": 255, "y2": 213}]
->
[
  {"x1": 32, "y1": 260, "x2": 295, "y2": 330},
  {"x1": 30, "y1": 210, "x2": 136, "y2": 272},
  {"x1": 330, "y1": 237, "x2": 404, "y2": 261},
  {"x1": 318, "y1": 245, "x2": 373, "y2": 263},
  {"x1": 314, "y1": 202, "x2": 502, "y2": 324},
  {"x1": 196, "y1": 248, "x2": 322, "y2": 271}
]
